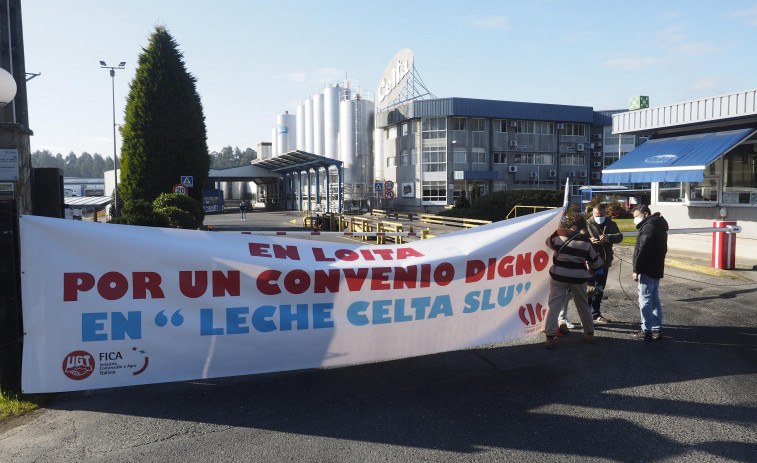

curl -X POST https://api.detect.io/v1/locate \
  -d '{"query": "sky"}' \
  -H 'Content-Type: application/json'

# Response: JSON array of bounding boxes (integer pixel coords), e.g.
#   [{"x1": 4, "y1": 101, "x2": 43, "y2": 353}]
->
[{"x1": 20, "y1": 0, "x2": 757, "y2": 158}]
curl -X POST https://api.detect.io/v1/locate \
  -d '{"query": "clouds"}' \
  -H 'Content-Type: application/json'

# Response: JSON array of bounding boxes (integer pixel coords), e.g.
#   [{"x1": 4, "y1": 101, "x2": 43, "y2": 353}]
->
[
  {"x1": 734, "y1": 5, "x2": 757, "y2": 26},
  {"x1": 274, "y1": 67, "x2": 346, "y2": 85},
  {"x1": 469, "y1": 15, "x2": 509, "y2": 31}
]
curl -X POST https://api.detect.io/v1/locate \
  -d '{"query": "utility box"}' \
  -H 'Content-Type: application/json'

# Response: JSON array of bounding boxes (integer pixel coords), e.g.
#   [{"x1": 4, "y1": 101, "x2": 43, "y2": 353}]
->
[{"x1": 629, "y1": 95, "x2": 650, "y2": 110}]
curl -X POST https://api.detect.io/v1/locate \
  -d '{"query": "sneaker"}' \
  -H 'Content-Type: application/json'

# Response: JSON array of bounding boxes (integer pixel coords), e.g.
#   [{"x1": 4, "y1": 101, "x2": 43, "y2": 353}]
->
[
  {"x1": 558, "y1": 322, "x2": 570, "y2": 335},
  {"x1": 544, "y1": 335, "x2": 556, "y2": 350},
  {"x1": 593, "y1": 315, "x2": 610, "y2": 324},
  {"x1": 564, "y1": 321, "x2": 576, "y2": 329},
  {"x1": 652, "y1": 331, "x2": 663, "y2": 341},
  {"x1": 583, "y1": 332, "x2": 595, "y2": 344},
  {"x1": 634, "y1": 331, "x2": 653, "y2": 342}
]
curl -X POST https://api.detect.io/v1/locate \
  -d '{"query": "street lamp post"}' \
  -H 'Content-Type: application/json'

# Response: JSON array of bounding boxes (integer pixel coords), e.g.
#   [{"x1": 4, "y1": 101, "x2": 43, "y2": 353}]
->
[{"x1": 100, "y1": 60, "x2": 125, "y2": 218}]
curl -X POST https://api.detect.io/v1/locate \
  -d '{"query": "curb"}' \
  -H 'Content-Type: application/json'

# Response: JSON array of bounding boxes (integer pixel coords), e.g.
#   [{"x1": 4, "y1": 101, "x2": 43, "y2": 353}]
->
[{"x1": 665, "y1": 258, "x2": 751, "y2": 281}]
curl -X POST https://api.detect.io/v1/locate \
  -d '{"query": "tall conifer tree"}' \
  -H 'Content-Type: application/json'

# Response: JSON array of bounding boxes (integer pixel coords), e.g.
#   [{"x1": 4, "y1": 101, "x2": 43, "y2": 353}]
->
[{"x1": 119, "y1": 26, "x2": 209, "y2": 205}]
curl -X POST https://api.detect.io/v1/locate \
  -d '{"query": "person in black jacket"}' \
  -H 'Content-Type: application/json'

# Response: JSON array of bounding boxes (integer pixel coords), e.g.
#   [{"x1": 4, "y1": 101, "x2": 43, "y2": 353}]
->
[
  {"x1": 585, "y1": 204, "x2": 623, "y2": 323},
  {"x1": 632, "y1": 205, "x2": 669, "y2": 341}
]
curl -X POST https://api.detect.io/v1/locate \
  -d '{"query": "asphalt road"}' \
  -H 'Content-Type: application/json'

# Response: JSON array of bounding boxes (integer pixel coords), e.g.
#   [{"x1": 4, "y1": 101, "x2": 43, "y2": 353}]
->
[{"x1": 1, "y1": 215, "x2": 756, "y2": 462}]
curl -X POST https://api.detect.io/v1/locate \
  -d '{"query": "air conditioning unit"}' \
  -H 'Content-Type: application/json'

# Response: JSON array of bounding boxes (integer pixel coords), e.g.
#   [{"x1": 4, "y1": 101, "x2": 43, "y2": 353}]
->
[
  {"x1": 595, "y1": 142, "x2": 602, "y2": 147},
  {"x1": 510, "y1": 121, "x2": 518, "y2": 128},
  {"x1": 508, "y1": 165, "x2": 518, "y2": 173},
  {"x1": 557, "y1": 123, "x2": 565, "y2": 129},
  {"x1": 593, "y1": 134, "x2": 602, "y2": 140},
  {"x1": 593, "y1": 151, "x2": 602, "y2": 157},
  {"x1": 576, "y1": 143, "x2": 585, "y2": 151},
  {"x1": 593, "y1": 161, "x2": 602, "y2": 167},
  {"x1": 530, "y1": 171, "x2": 538, "y2": 178},
  {"x1": 569, "y1": 171, "x2": 575, "y2": 177},
  {"x1": 549, "y1": 170, "x2": 557, "y2": 177},
  {"x1": 579, "y1": 170, "x2": 587, "y2": 178},
  {"x1": 591, "y1": 172, "x2": 601, "y2": 180},
  {"x1": 509, "y1": 139, "x2": 518, "y2": 147}
]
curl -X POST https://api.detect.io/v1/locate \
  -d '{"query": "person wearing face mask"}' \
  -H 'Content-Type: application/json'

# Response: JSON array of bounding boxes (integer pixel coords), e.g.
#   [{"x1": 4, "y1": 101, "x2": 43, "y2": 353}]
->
[
  {"x1": 632, "y1": 205, "x2": 669, "y2": 341},
  {"x1": 585, "y1": 203, "x2": 623, "y2": 323}
]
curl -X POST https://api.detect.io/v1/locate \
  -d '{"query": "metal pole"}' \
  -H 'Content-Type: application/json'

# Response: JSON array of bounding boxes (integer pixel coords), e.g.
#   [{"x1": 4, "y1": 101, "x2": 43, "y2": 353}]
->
[{"x1": 111, "y1": 69, "x2": 118, "y2": 218}]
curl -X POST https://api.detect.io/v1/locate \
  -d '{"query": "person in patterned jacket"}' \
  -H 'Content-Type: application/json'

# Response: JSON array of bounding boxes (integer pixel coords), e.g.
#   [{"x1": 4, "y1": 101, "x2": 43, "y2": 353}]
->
[{"x1": 543, "y1": 211, "x2": 604, "y2": 349}]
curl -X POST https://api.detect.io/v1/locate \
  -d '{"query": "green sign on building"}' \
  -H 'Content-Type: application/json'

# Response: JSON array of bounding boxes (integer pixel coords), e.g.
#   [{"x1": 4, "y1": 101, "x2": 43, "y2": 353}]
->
[{"x1": 629, "y1": 95, "x2": 650, "y2": 110}]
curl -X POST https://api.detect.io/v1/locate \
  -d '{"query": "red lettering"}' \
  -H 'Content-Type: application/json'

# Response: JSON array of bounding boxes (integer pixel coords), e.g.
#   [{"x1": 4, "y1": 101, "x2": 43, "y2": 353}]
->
[
  {"x1": 486, "y1": 257, "x2": 497, "y2": 280},
  {"x1": 249, "y1": 243, "x2": 272, "y2": 258},
  {"x1": 373, "y1": 249, "x2": 394, "y2": 260},
  {"x1": 132, "y1": 272, "x2": 164, "y2": 299},
  {"x1": 273, "y1": 244, "x2": 300, "y2": 260},
  {"x1": 465, "y1": 260, "x2": 485, "y2": 283},
  {"x1": 283, "y1": 269, "x2": 311, "y2": 294},
  {"x1": 498, "y1": 256, "x2": 515, "y2": 278},
  {"x1": 213, "y1": 270, "x2": 240, "y2": 297},
  {"x1": 312, "y1": 248, "x2": 335, "y2": 262},
  {"x1": 63, "y1": 272, "x2": 95, "y2": 301},
  {"x1": 433, "y1": 262, "x2": 454, "y2": 286},
  {"x1": 371, "y1": 267, "x2": 392, "y2": 290},
  {"x1": 516, "y1": 253, "x2": 532, "y2": 276},
  {"x1": 257, "y1": 270, "x2": 282, "y2": 295},
  {"x1": 335, "y1": 249, "x2": 359, "y2": 261},
  {"x1": 343, "y1": 268, "x2": 369, "y2": 291},
  {"x1": 314, "y1": 269, "x2": 340, "y2": 293},
  {"x1": 420, "y1": 264, "x2": 431, "y2": 288},
  {"x1": 396, "y1": 247, "x2": 424, "y2": 259},
  {"x1": 97, "y1": 271, "x2": 129, "y2": 301},
  {"x1": 359, "y1": 249, "x2": 376, "y2": 260},
  {"x1": 179, "y1": 271, "x2": 207, "y2": 298},
  {"x1": 393, "y1": 266, "x2": 417, "y2": 289},
  {"x1": 533, "y1": 250, "x2": 549, "y2": 272}
]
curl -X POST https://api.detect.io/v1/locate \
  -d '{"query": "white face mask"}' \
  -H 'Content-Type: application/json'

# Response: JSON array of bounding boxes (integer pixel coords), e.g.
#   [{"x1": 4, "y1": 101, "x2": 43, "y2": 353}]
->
[
  {"x1": 633, "y1": 216, "x2": 643, "y2": 225},
  {"x1": 594, "y1": 216, "x2": 606, "y2": 225}
]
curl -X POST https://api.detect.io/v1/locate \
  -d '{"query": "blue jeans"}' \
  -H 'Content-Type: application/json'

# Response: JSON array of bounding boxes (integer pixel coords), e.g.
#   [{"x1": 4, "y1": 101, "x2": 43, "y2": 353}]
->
[{"x1": 638, "y1": 274, "x2": 663, "y2": 332}]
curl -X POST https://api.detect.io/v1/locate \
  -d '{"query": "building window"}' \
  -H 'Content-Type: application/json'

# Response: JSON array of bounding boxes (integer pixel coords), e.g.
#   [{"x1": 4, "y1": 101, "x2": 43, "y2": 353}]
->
[
  {"x1": 387, "y1": 126, "x2": 397, "y2": 139},
  {"x1": 423, "y1": 147, "x2": 447, "y2": 172},
  {"x1": 560, "y1": 154, "x2": 586, "y2": 166},
  {"x1": 402, "y1": 123, "x2": 409, "y2": 136},
  {"x1": 453, "y1": 117, "x2": 467, "y2": 131},
  {"x1": 400, "y1": 150, "x2": 410, "y2": 166},
  {"x1": 722, "y1": 151, "x2": 757, "y2": 204},
  {"x1": 492, "y1": 180, "x2": 507, "y2": 192},
  {"x1": 471, "y1": 147, "x2": 486, "y2": 164},
  {"x1": 658, "y1": 182, "x2": 685, "y2": 203},
  {"x1": 515, "y1": 120, "x2": 553, "y2": 135},
  {"x1": 493, "y1": 152, "x2": 507, "y2": 164},
  {"x1": 471, "y1": 118, "x2": 486, "y2": 132},
  {"x1": 422, "y1": 117, "x2": 447, "y2": 137},
  {"x1": 516, "y1": 121, "x2": 535, "y2": 134},
  {"x1": 422, "y1": 117, "x2": 447, "y2": 173},
  {"x1": 562, "y1": 123, "x2": 586, "y2": 136},
  {"x1": 422, "y1": 180, "x2": 447, "y2": 202},
  {"x1": 514, "y1": 153, "x2": 554, "y2": 164},
  {"x1": 411, "y1": 148, "x2": 417, "y2": 165},
  {"x1": 495, "y1": 120, "x2": 509, "y2": 133},
  {"x1": 453, "y1": 148, "x2": 467, "y2": 163},
  {"x1": 386, "y1": 156, "x2": 397, "y2": 168}
]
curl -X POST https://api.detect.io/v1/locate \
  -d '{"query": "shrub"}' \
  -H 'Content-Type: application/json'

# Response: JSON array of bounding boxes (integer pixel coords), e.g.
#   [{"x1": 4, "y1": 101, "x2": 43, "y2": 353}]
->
[
  {"x1": 158, "y1": 206, "x2": 196, "y2": 229},
  {"x1": 438, "y1": 189, "x2": 564, "y2": 222},
  {"x1": 109, "y1": 199, "x2": 169, "y2": 227},
  {"x1": 454, "y1": 193, "x2": 470, "y2": 209},
  {"x1": 153, "y1": 193, "x2": 204, "y2": 229},
  {"x1": 606, "y1": 200, "x2": 633, "y2": 219}
]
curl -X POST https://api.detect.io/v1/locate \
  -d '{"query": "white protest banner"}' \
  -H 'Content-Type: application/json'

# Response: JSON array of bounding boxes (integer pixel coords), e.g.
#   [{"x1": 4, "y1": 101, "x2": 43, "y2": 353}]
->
[{"x1": 19, "y1": 208, "x2": 562, "y2": 393}]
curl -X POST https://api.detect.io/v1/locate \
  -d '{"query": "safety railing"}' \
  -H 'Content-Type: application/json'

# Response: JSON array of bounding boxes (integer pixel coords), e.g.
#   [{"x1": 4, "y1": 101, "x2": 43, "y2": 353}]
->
[
  {"x1": 420, "y1": 214, "x2": 491, "y2": 228},
  {"x1": 505, "y1": 205, "x2": 558, "y2": 220}
]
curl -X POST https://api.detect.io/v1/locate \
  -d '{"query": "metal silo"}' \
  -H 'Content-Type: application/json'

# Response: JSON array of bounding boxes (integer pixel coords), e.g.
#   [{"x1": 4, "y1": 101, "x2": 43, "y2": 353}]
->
[
  {"x1": 339, "y1": 98, "x2": 356, "y2": 182},
  {"x1": 271, "y1": 126, "x2": 278, "y2": 157},
  {"x1": 323, "y1": 85, "x2": 343, "y2": 159},
  {"x1": 340, "y1": 95, "x2": 375, "y2": 199},
  {"x1": 295, "y1": 103, "x2": 305, "y2": 150},
  {"x1": 373, "y1": 125, "x2": 384, "y2": 182},
  {"x1": 304, "y1": 97, "x2": 314, "y2": 152},
  {"x1": 276, "y1": 111, "x2": 296, "y2": 154},
  {"x1": 312, "y1": 93, "x2": 324, "y2": 156}
]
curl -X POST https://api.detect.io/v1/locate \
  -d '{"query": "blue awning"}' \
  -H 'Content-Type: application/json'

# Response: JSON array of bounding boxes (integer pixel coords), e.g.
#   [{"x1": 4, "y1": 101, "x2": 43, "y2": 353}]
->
[{"x1": 602, "y1": 128, "x2": 755, "y2": 183}]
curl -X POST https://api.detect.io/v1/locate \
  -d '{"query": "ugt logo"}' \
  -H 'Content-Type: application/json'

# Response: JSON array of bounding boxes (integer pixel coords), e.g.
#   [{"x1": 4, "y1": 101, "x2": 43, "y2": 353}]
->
[
  {"x1": 518, "y1": 303, "x2": 545, "y2": 326},
  {"x1": 62, "y1": 350, "x2": 95, "y2": 380}
]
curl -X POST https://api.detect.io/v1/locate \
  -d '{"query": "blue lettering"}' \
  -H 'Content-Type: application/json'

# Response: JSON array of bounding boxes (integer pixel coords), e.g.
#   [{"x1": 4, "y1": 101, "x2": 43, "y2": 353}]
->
[
  {"x1": 498, "y1": 285, "x2": 515, "y2": 307},
  {"x1": 280, "y1": 304, "x2": 309, "y2": 331},
  {"x1": 410, "y1": 297, "x2": 430, "y2": 320},
  {"x1": 481, "y1": 289, "x2": 496, "y2": 311},
  {"x1": 312, "y1": 303, "x2": 334, "y2": 329},
  {"x1": 463, "y1": 291, "x2": 480, "y2": 313},
  {"x1": 347, "y1": 301, "x2": 369, "y2": 326},
  {"x1": 428, "y1": 295, "x2": 453, "y2": 318},
  {"x1": 226, "y1": 307, "x2": 250, "y2": 335},
  {"x1": 372, "y1": 300, "x2": 392, "y2": 324},
  {"x1": 252, "y1": 305, "x2": 276, "y2": 332},
  {"x1": 111, "y1": 311, "x2": 141, "y2": 340},
  {"x1": 200, "y1": 308, "x2": 224, "y2": 335},
  {"x1": 393, "y1": 298, "x2": 412, "y2": 322},
  {"x1": 82, "y1": 312, "x2": 108, "y2": 342}
]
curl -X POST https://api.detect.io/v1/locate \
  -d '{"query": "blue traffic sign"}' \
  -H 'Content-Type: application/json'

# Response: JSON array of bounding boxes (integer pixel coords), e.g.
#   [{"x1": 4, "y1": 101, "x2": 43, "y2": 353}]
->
[
  {"x1": 181, "y1": 176, "x2": 193, "y2": 187},
  {"x1": 374, "y1": 182, "x2": 383, "y2": 192}
]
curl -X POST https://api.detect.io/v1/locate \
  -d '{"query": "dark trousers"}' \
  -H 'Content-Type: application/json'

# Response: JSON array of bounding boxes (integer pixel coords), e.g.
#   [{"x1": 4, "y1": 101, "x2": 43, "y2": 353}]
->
[{"x1": 588, "y1": 267, "x2": 609, "y2": 319}]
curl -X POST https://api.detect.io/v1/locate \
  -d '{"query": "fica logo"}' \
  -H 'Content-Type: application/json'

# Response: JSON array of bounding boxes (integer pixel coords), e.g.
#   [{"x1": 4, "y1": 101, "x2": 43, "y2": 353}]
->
[
  {"x1": 62, "y1": 350, "x2": 95, "y2": 380},
  {"x1": 518, "y1": 303, "x2": 545, "y2": 326}
]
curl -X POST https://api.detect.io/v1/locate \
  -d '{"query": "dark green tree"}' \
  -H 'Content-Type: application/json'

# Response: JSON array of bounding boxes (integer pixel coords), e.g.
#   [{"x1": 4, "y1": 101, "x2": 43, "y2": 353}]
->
[{"x1": 119, "y1": 25, "x2": 210, "y2": 206}]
